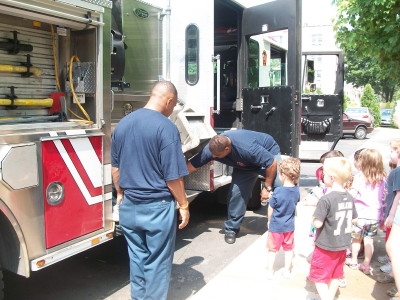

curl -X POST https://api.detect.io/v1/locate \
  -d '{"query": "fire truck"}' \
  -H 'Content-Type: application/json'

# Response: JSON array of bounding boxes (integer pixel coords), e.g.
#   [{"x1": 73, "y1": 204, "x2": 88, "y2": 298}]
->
[{"x1": 0, "y1": 0, "x2": 343, "y2": 297}]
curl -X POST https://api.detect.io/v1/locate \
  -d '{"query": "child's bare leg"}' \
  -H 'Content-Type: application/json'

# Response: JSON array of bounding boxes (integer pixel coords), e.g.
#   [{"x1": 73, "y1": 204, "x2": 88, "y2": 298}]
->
[
  {"x1": 315, "y1": 282, "x2": 332, "y2": 300},
  {"x1": 267, "y1": 251, "x2": 276, "y2": 271},
  {"x1": 328, "y1": 278, "x2": 339, "y2": 300},
  {"x1": 266, "y1": 251, "x2": 276, "y2": 279},
  {"x1": 351, "y1": 238, "x2": 362, "y2": 263},
  {"x1": 362, "y1": 237, "x2": 374, "y2": 267},
  {"x1": 284, "y1": 250, "x2": 293, "y2": 272}
]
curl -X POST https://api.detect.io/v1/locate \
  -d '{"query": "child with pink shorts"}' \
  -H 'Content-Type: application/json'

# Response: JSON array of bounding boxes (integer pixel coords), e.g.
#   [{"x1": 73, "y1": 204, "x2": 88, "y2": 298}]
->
[
  {"x1": 266, "y1": 157, "x2": 301, "y2": 279},
  {"x1": 308, "y1": 157, "x2": 357, "y2": 300}
]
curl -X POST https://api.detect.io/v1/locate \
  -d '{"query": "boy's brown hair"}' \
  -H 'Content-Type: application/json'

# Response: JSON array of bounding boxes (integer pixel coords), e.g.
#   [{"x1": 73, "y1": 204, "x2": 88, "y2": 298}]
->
[
  {"x1": 319, "y1": 150, "x2": 344, "y2": 164},
  {"x1": 278, "y1": 157, "x2": 301, "y2": 182}
]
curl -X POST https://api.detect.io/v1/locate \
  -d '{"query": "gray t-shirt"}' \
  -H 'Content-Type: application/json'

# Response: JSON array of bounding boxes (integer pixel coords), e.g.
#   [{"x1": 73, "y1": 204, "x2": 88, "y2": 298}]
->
[
  {"x1": 384, "y1": 167, "x2": 400, "y2": 219},
  {"x1": 314, "y1": 191, "x2": 358, "y2": 251}
]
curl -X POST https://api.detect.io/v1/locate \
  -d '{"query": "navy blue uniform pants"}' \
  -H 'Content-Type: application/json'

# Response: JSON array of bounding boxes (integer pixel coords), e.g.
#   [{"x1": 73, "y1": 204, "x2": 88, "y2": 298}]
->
[
  {"x1": 224, "y1": 154, "x2": 282, "y2": 233},
  {"x1": 119, "y1": 198, "x2": 177, "y2": 300}
]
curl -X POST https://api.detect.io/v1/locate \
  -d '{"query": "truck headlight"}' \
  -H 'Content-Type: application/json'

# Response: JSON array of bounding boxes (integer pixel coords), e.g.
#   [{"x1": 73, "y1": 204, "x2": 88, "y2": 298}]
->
[{"x1": 46, "y1": 182, "x2": 64, "y2": 206}]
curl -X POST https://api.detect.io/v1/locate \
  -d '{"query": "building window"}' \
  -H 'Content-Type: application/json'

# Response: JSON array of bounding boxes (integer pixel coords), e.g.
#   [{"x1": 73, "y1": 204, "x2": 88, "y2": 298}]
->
[
  {"x1": 312, "y1": 34, "x2": 323, "y2": 46},
  {"x1": 185, "y1": 24, "x2": 199, "y2": 85}
]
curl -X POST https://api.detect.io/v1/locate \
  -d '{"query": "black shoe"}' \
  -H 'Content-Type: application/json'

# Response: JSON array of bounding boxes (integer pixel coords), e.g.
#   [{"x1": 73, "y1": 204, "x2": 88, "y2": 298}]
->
[{"x1": 224, "y1": 232, "x2": 236, "y2": 244}]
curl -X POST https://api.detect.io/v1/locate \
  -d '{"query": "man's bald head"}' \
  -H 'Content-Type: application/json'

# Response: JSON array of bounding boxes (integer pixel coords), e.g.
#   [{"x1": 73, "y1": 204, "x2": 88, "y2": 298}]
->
[
  {"x1": 146, "y1": 81, "x2": 178, "y2": 117},
  {"x1": 151, "y1": 81, "x2": 178, "y2": 99}
]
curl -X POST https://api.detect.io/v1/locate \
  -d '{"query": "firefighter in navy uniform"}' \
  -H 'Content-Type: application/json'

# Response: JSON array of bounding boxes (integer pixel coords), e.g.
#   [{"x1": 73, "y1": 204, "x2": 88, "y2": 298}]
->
[
  {"x1": 187, "y1": 130, "x2": 282, "y2": 244},
  {"x1": 112, "y1": 81, "x2": 189, "y2": 300}
]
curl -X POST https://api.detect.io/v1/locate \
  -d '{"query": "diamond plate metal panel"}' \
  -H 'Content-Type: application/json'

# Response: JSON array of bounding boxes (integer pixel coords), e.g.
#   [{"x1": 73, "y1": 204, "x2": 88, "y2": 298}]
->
[
  {"x1": 213, "y1": 161, "x2": 224, "y2": 177},
  {"x1": 184, "y1": 164, "x2": 211, "y2": 191},
  {"x1": 65, "y1": 62, "x2": 96, "y2": 94}
]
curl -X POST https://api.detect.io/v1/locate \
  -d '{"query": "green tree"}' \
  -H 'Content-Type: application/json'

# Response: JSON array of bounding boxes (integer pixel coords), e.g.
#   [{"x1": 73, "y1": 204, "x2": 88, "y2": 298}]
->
[
  {"x1": 343, "y1": 94, "x2": 350, "y2": 111},
  {"x1": 344, "y1": 49, "x2": 396, "y2": 102},
  {"x1": 334, "y1": 0, "x2": 400, "y2": 83},
  {"x1": 360, "y1": 84, "x2": 380, "y2": 125}
]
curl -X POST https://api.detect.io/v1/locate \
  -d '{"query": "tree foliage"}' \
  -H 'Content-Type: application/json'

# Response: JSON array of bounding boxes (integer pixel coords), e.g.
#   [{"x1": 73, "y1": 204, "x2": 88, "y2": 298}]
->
[
  {"x1": 343, "y1": 94, "x2": 350, "y2": 111},
  {"x1": 344, "y1": 49, "x2": 396, "y2": 102},
  {"x1": 360, "y1": 84, "x2": 380, "y2": 125},
  {"x1": 334, "y1": 0, "x2": 400, "y2": 97}
]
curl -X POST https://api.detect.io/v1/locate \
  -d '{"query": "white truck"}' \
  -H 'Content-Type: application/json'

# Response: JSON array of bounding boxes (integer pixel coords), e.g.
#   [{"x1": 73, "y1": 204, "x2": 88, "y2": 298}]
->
[
  {"x1": 0, "y1": 0, "x2": 343, "y2": 297},
  {"x1": 110, "y1": 0, "x2": 305, "y2": 208}
]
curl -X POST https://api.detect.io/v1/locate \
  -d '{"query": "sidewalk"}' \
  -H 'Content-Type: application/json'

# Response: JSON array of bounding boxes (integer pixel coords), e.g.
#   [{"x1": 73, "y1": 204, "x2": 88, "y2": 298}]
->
[{"x1": 190, "y1": 199, "x2": 392, "y2": 300}]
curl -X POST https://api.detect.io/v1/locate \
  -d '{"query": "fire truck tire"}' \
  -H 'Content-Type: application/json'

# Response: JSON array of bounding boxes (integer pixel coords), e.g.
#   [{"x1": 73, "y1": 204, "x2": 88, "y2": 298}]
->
[{"x1": 247, "y1": 179, "x2": 261, "y2": 210}]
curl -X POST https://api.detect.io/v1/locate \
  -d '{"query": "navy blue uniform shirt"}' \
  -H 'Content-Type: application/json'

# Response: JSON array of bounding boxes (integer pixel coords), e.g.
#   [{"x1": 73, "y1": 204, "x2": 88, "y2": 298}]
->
[
  {"x1": 190, "y1": 130, "x2": 280, "y2": 172},
  {"x1": 111, "y1": 108, "x2": 188, "y2": 202}
]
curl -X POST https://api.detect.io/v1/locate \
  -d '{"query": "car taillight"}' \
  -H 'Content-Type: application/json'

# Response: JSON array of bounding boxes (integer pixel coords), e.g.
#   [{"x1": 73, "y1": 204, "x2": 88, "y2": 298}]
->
[{"x1": 362, "y1": 115, "x2": 369, "y2": 118}]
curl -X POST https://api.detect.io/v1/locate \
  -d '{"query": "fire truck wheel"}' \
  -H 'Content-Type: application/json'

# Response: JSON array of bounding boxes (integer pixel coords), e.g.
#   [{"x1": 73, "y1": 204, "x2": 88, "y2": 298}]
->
[{"x1": 247, "y1": 179, "x2": 261, "y2": 210}]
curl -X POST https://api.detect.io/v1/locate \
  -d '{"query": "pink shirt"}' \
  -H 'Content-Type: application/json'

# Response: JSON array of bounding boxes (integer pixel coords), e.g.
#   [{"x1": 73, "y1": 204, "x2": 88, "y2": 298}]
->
[{"x1": 352, "y1": 172, "x2": 385, "y2": 220}]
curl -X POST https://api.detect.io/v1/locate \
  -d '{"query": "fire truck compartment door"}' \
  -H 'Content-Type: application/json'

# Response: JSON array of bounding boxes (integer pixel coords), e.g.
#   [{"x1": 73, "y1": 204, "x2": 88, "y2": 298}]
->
[
  {"x1": 242, "y1": 86, "x2": 294, "y2": 156},
  {"x1": 300, "y1": 94, "x2": 342, "y2": 142},
  {"x1": 42, "y1": 133, "x2": 104, "y2": 249},
  {"x1": 239, "y1": 0, "x2": 301, "y2": 157}
]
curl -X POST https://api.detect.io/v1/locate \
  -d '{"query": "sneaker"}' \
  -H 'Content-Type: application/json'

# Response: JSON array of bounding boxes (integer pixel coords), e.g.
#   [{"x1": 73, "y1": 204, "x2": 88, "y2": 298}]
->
[
  {"x1": 378, "y1": 254, "x2": 390, "y2": 264},
  {"x1": 387, "y1": 286, "x2": 399, "y2": 297},
  {"x1": 376, "y1": 273, "x2": 395, "y2": 284},
  {"x1": 359, "y1": 263, "x2": 372, "y2": 275},
  {"x1": 380, "y1": 262, "x2": 392, "y2": 273},
  {"x1": 338, "y1": 276, "x2": 347, "y2": 288}
]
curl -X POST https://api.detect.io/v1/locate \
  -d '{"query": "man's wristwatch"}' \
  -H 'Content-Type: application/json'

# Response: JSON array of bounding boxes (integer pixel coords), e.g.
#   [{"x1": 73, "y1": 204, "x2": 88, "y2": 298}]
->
[{"x1": 263, "y1": 185, "x2": 273, "y2": 192}]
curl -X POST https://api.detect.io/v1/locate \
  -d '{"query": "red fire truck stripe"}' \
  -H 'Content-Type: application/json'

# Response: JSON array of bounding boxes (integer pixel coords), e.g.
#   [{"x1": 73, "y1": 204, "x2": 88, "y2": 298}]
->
[
  {"x1": 61, "y1": 139, "x2": 102, "y2": 196},
  {"x1": 49, "y1": 133, "x2": 103, "y2": 205}
]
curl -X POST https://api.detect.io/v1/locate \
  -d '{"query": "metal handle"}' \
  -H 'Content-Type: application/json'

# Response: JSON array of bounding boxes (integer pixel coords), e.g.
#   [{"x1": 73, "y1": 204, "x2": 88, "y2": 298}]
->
[
  {"x1": 251, "y1": 94, "x2": 270, "y2": 110},
  {"x1": 212, "y1": 55, "x2": 221, "y2": 114},
  {"x1": 265, "y1": 107, "x2": 276, "y2": 118}
]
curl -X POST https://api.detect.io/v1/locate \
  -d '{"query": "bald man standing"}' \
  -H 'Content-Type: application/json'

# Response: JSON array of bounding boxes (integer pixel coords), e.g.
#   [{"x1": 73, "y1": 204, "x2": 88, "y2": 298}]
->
[{"x1": 111, "y1": 81, "x2": 189, "y2": 300}]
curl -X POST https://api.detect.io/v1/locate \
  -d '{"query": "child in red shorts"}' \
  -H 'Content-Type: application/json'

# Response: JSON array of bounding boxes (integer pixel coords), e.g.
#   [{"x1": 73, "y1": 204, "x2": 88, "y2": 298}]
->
[
  {"x1": 308, "y1": 157, "x2": 358, "y2": 300},
  {"x1": 266, "y1": 157, "x2": 301, "y2": 279}
]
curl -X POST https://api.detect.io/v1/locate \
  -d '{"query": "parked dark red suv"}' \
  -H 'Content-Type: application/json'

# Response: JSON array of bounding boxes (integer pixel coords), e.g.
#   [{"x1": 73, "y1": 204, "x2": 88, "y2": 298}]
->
[{"x1": 342, "y1": 113, "x2": 374, "y2": 139}]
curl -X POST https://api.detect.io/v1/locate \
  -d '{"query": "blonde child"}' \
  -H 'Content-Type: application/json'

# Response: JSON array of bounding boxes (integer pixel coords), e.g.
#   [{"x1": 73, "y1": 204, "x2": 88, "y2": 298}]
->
[
  {"x1": 266, "y1": 157, "x2": 301, "y2": 279},
  {"x1": 303, "y1": 150, "x2": 344, "y2": 206},
  {"x1": 346, "y1": 149, "x2": 386, "y2": 274},
  {"x1": 308, "y1": 157, "x2": 357, "y2": 300}
]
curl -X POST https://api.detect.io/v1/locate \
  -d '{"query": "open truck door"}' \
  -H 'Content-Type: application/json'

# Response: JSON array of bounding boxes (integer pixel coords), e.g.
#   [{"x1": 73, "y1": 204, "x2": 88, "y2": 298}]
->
[
  {"x1": 239, "y1": 0, "x2": 302, "y2": 157},
  {"x1": 299, "y1": 51, "x2": 344, "y2": 161}
]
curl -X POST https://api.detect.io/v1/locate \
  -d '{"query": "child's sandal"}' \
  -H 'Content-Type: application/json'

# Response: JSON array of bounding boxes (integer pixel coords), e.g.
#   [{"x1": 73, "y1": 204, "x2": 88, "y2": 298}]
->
[
  {"x1": 345, "y1": 258, "x2": 358, "y2": 270},
  {"x1": 359, "y1": 263, "x2": 372, "y2": 275}
]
